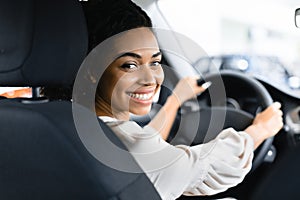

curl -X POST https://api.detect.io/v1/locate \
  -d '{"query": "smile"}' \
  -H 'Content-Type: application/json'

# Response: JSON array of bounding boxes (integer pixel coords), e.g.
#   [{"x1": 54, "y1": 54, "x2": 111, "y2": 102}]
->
[{"x1": 127, "y1": 92, "x2": 154, "y2": 101}]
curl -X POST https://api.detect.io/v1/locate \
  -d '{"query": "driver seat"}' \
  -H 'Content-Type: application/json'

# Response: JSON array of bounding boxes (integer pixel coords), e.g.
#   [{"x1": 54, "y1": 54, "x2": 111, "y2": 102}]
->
[{"x1": 0, "y1": 0, "x2": 160, "y2": 199}]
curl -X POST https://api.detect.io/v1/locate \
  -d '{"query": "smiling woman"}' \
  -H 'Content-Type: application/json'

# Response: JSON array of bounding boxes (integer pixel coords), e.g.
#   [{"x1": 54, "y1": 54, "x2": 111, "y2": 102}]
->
[
  {"x1": 72, "y1": 0, "x2": 286, "y2": 199},
  {"x1": 95, "y1": 28, "x2": 164, "y2": 120}
]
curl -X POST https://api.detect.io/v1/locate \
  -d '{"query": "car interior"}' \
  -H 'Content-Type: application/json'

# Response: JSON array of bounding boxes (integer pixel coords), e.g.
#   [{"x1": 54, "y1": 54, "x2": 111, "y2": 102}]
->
[{"x1": 1, "y1": 0, "x2": 300, "y2": 200}]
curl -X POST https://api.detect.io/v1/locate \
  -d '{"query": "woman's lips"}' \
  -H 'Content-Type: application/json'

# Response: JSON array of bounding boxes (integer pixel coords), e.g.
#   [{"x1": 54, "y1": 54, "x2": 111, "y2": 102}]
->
[
  {"x1": 128, "y1": 92, "x2": 154, "y2": 101},
  {"x1": 126, "y1": 88, "x2": 156, "y2": 103}
]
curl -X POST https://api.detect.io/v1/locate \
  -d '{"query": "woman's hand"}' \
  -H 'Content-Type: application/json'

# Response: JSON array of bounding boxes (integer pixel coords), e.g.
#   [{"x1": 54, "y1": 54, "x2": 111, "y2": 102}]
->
[
  {"x1": 244, "y1": 102, "x2": 284, "y2": 149},
  {"x1": 171, "y1": 76, "x2": 210, "y2": 107}
]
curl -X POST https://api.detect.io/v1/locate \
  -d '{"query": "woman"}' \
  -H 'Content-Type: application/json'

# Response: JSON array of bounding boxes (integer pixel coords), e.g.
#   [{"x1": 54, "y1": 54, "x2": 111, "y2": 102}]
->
[{"x1": 82, "y1": 1, "x2": 283, "y2": 199}]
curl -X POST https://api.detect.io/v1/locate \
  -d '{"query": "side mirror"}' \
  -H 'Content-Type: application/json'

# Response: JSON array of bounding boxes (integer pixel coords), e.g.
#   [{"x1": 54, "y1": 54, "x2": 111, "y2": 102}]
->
[{"x1": 295, "y1": 8, "x2": 300, "y2": 28}]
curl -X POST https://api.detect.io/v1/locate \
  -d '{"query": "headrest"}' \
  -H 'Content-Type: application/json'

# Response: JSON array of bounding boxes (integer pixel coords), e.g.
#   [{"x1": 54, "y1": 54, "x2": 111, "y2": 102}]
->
[{"x1": 0, "y1": 0, "x2": 88, "y2": 87}]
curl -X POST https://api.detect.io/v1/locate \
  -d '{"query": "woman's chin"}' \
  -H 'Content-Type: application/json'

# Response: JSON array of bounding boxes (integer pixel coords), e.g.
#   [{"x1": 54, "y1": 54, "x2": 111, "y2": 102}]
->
[{"x1": 130, "y1": 107, "x2": 151, "y2": 116}]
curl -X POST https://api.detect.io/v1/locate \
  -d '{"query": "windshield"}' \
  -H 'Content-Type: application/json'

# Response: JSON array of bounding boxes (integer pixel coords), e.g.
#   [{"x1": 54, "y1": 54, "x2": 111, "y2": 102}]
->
[{"x1": 155, "y1": 0, "x2": 300, "y2": 94}]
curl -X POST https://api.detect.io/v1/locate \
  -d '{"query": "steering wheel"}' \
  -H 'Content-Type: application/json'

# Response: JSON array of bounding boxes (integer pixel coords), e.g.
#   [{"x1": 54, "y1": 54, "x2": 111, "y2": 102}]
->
[{"x1": 170, "y1": 70, "x2": 274, "y2": 171}]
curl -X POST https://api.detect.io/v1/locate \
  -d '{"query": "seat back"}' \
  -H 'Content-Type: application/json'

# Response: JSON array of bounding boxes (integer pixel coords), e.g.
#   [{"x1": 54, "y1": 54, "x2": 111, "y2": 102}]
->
[
  {"x1": 250, "y1": 146, "x2": 300, "y2": 200},
  {"x1": 0, "y1": 0, "x2": 160, "y2": 199}
]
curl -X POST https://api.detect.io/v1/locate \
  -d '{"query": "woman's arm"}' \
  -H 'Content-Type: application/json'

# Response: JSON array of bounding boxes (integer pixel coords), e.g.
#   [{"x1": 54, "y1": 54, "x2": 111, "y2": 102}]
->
[
  {"x1": 148, "y1": 76, "x2": 208, "y2": 140},
  {"x1": 148, "y1": 76, "x2": 283, "y2": 145},
  {"x1": 147, "y1": 94, "x2": 180, "y2": 140}
]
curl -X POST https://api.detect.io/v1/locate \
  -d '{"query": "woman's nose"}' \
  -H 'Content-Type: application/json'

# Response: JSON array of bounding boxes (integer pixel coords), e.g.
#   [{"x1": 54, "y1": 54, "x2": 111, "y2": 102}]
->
[{"x1": 138, "y1": 66, "x2": 156, "y2": 85}]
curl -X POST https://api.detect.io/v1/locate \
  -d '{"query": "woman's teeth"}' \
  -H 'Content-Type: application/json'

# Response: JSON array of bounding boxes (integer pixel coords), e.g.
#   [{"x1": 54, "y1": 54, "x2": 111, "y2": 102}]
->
[{"x1": 128, "y1": 93, "x2": 152, "y2": 100}]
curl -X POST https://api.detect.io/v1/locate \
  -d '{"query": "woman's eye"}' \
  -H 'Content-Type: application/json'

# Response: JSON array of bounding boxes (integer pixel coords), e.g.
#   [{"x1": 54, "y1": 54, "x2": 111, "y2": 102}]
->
[
  {"x1": 120, "y1": 63, "x2": 138, "y2": 71},
  {"x1": 150, "y1": 61, "x2": 161, "y2": 67}
]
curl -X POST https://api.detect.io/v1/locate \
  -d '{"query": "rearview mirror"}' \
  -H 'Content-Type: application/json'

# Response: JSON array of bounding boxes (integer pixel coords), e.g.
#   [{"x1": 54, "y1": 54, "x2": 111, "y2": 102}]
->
[{"x1": 295, "y1": 8, "x2": 300, "y2": 28}]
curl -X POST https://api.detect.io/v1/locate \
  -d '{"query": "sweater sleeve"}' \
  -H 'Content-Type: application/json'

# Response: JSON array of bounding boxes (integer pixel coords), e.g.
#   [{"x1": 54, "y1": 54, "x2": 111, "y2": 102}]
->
[{"x1": 182, "y1": 128, "x2": 254, "y2": 196}]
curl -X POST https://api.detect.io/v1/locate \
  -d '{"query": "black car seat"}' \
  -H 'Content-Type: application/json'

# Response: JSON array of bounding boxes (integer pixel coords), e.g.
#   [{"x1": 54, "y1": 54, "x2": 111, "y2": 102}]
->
[
  {"x1": 250, "y1": 146, "x2": 300, "y2": 200},
  {"x1": 0, "y1": 0, "x2": 161, "y2": 199}
]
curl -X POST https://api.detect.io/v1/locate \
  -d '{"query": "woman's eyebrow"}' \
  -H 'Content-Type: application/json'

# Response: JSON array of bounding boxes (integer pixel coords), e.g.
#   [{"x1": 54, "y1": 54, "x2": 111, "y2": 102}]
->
[
  {"x1": 152, "y1": 52, "x2": 162, "y2": 58},
  {"x1": 117, "y1": 51, "x2": 162, "y2": 59},
  {"x1": 117, "y1": 52, "x2": 142, "y2": 59}
]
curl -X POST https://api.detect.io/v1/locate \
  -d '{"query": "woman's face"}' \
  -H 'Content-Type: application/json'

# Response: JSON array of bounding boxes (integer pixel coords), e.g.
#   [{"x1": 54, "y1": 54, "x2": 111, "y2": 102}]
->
[{"x1": 97, "y1": 28, "x2": 164, "y2": 120}]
